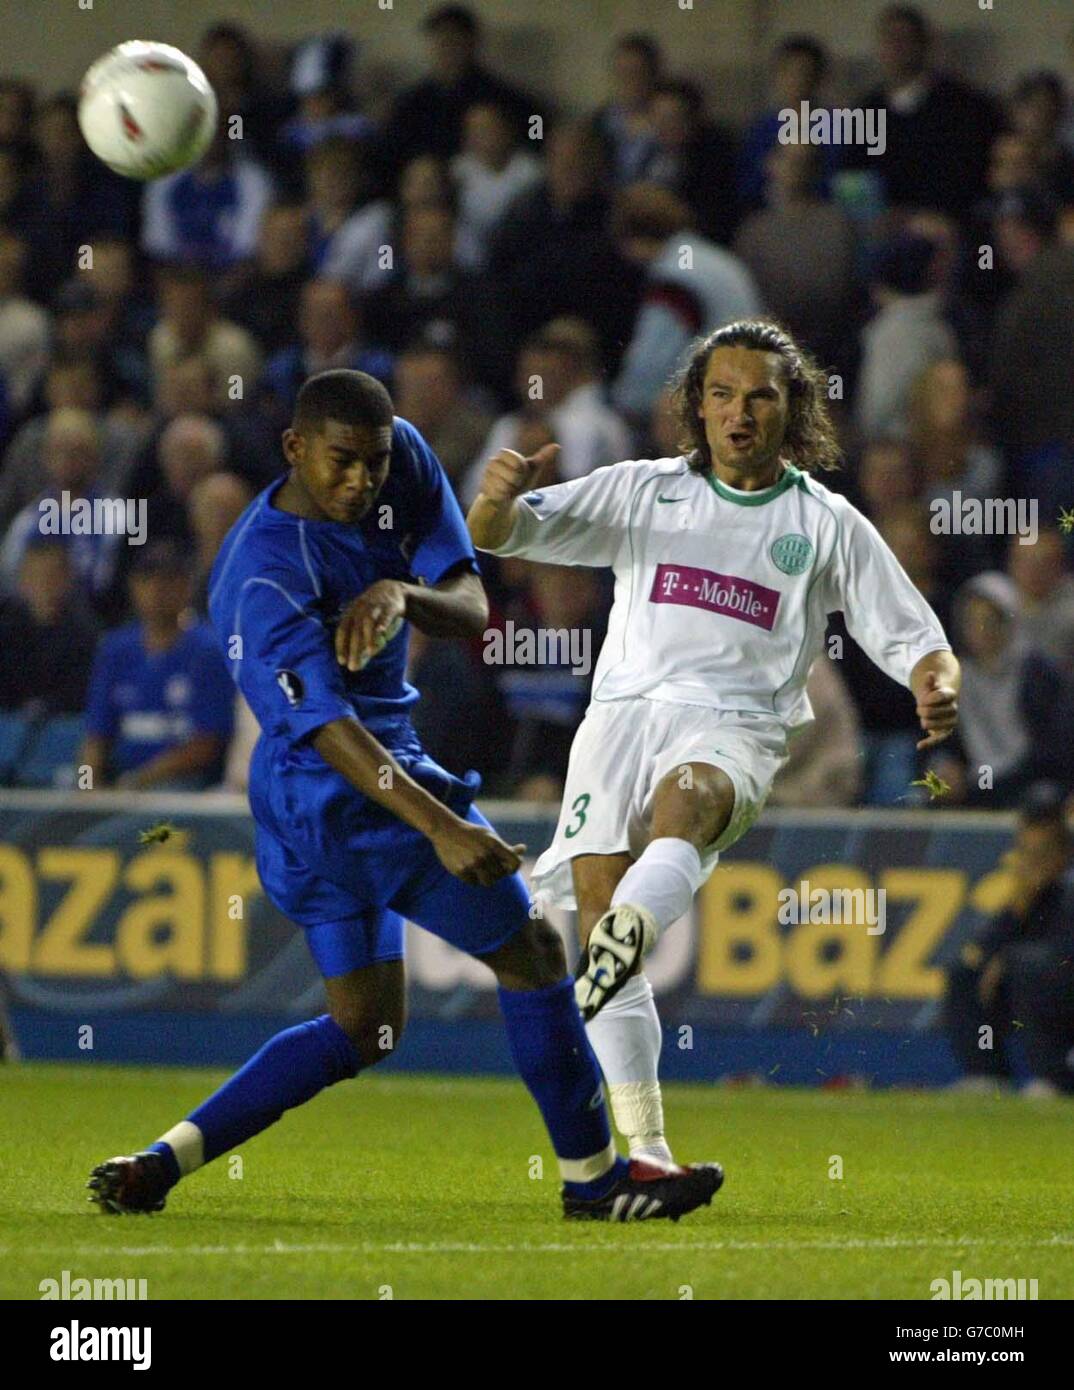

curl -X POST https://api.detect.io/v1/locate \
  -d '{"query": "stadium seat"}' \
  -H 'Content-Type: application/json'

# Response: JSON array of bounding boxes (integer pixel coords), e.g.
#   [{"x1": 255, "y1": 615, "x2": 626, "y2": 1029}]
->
[{"x1": 16, "y1": 715, "x2": 85, "y2": 789}]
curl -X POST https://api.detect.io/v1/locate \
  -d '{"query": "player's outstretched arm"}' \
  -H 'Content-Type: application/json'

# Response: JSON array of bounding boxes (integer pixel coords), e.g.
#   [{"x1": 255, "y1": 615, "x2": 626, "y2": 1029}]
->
[
  {"x1": 312, "y1": 717, "x2": 526, "y2": 885},
  {"x1": 334, "y1": 569, "x2": 488, "y2": 671},
  {"x1": 466, "y1": 444, "x2": 560, "y2": 551},
  {"x1": 909, "y1": 651, "x2": 961, "y2": 750}
]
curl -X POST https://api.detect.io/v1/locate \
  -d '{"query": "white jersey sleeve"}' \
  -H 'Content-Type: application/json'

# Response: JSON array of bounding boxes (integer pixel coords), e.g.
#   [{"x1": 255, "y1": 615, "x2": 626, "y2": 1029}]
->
[
  {"x1": 827, "y1": 500, "x2": 950, "y2": 689},
  {"x1": 481, "y1": 461, "x2": 636, "y2": 567}
]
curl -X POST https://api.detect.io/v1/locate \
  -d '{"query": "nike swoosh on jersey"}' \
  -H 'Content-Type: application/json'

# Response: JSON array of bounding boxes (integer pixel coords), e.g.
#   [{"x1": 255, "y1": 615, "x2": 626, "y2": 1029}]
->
[{"x1": 657, "y1": 495, "x2": 686, "y2": 503}]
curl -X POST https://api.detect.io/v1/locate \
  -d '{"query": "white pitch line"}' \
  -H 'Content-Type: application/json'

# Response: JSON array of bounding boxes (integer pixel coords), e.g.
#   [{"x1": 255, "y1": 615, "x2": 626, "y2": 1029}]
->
[{"x1": 4, "y1": 1233, "x2": 1073, "y2": 1258}]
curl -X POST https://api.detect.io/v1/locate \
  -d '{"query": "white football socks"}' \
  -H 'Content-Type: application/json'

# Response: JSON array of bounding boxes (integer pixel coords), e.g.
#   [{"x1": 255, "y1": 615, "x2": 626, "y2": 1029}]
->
[
  {"x1": 586, "y1": 838, "x2": 705, "y2": 1162},
  {"x1": 610, "y1": 836, "x2": 703, "y2": 932},
  {"x1": 585, "y1": 974, "x2": 672, "y2": 1162}
]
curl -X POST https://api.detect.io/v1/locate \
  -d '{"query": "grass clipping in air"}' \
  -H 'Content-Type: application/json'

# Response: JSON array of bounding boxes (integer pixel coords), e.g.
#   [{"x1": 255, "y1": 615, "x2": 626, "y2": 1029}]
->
[{"x1": 910, "y1": 770, "x2": 950, "y2": 802}]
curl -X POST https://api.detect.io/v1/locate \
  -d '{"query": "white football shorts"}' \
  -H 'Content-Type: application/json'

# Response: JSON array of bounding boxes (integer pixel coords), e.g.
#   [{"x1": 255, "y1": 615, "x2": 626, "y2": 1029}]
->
[{"x1": 530, "y1": 696, "x2": 790, "y2": 911}]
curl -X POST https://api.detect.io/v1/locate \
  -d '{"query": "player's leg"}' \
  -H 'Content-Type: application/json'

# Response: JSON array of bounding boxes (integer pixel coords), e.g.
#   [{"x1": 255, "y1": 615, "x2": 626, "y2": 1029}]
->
[
  {"x1": 393, "y1": 813, "x2": 723, "y2": 1219},
  {"x1": 572, "y1": 765, "x2": 734, "y2": 1159},
  {"x1": 569, "y1": 852, "x2": 673, "y2": 1163},
  {"x1": 576, "y1": 762, "x2": 733, "y2": 1021},
  {"x1": 87, "y1": 914, "x2": 404, "y2": 1213}
]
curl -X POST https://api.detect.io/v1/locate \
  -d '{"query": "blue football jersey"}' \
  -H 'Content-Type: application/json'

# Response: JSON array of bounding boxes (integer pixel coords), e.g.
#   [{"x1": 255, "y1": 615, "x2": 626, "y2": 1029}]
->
[{"x1": 207, "y1": 416, "x2": 478, "y2": 761}]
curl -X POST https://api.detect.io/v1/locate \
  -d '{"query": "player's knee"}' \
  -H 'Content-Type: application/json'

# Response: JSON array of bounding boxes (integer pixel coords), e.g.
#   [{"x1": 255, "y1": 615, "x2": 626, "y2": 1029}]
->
[
  {"x1": 651, "y1": 762, "x2": 734, "y2": 845},
  {"x1": 485, "y1": 915, "x2": 566, "y2": 989},
  {"x1": 331, "y1": 1006, "x2": 406, "y2": 1069}
]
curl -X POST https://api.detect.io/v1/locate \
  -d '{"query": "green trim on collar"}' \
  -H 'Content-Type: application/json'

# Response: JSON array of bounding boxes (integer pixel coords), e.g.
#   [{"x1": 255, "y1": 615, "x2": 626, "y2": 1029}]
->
[{"x1": 704, "y1": 465, "x2": 803, "y2": 506}]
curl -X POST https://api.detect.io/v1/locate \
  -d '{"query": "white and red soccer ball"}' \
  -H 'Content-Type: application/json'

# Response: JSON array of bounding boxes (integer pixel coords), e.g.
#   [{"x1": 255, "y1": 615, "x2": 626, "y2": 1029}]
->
[{"x1": 78, "y1": 41, "x2": 218, "y2": 181}]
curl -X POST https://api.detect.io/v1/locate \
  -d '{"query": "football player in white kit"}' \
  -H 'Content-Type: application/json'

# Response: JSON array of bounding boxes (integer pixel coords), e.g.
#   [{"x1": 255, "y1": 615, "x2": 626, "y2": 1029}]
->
[{"x1": 467, "y1": 319, "x2": 961, "y2": 1164}]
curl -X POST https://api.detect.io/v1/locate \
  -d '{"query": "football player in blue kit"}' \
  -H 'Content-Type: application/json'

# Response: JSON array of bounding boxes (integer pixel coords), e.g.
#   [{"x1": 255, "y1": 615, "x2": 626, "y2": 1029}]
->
[{"x1": 87, "y1": 370, "x2": 722, "y2": 1222}]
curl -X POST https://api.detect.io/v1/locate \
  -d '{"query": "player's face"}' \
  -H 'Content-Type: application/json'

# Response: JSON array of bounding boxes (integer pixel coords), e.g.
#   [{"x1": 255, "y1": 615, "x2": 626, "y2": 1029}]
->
[
  {"x1": 696, "y1": 347, "x2": 789, "y2": 482},
  {"x1": 288, "y1": 419, "x2": 393, "y2": 525}
]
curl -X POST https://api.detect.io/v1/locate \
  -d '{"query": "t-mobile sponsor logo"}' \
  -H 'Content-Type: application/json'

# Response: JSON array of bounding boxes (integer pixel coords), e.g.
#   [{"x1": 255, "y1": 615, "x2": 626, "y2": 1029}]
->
[{"x1": 649, "y1": 563, "x2": 780, "y2": 630}]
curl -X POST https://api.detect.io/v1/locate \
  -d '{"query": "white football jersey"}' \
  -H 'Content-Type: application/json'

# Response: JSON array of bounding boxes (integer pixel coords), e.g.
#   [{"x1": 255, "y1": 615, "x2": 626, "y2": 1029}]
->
[{"x1": 480, "y1": 457, "x2": 951, "y2": 728}]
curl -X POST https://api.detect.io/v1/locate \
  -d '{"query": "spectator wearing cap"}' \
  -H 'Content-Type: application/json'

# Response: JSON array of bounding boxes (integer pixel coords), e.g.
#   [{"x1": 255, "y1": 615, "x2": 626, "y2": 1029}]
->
[
  {"x1": 0, "y1": 537, "x2": 100, "y2": 715},
  {"x1": 386, "y1": 6, "x2": 540, "y2": 177},
  {"x1": 0, "y1": 228, "x2": 48, "y2": 420},
  {"x1": 854, "y1": 231, "x2": 958, "y2": 442},
  {"x1": 141, "y1": 108, "x2": 274, "y2": 275},
  {"x1": 943, "y1": 782, "x2": 1074, "y2": 1096},
  {"x1": 462, "y1": 319, "x2": 631, "y2": 504},
  {"x1": 392, "y1": 345, "x2": 493, "y2": 491},
  {"x1": 450, "y1": 100, "x2": 542, "y2": 268},
  {"x1": 593, "y1": 34, "x2": 662, "y2": 186},
  {"x1": 77, "y1": 540, "x2": 234, "y2": 790},
  {"x1": 934, "y1": 572, "x2": 1074, "y2": 808},
  {"x1": 147, "y1": 265, "x2": 263, "y2": 408},
  {"x1": 843, "y1": 5, "x2": 1001, "y2": 220},
  {"x1": 310, "y1": 137, "x2": 393, "y2": 294},
  {"x1": 259, "y1": 278, "x2": 392, "y2": 431},
  {"x1": 278, "y1": 32, "x2": 374, "y2": 159},
  {"x1": 0, "y1": 408, "x2": 125, "y2": 609},
  {"x1": 609, "y1": 184, "x2": 761, "y2": 422}
]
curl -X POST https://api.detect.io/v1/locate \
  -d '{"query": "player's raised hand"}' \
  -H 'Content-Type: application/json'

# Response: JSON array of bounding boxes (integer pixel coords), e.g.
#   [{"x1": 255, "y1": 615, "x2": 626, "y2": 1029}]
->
[
  {"x1": 432, "y1": 816, "x2": 526, "y2": 886},
  {"x1": 478, "y1": 445, "x2": 560, "y2": 503},
  {"x1": 336, "y1": 579, "x2": 407, "y2": 672},
  {"x1": 915, "y1": 671, "x2": 959, "y2": 749}
]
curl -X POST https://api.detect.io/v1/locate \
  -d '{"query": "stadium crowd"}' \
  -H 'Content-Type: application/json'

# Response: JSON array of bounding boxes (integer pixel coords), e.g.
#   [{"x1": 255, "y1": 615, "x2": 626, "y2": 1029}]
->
[{"x1": 1, "y1": 3, "x2": 1074, "y2": 811}]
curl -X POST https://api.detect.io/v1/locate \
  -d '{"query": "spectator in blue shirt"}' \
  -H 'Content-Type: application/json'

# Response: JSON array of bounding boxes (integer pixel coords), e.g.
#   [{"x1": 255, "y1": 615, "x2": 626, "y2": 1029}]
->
[
  {"x1": 141, "y1": 115, "x2": 274, "y2": 275},
  {"x1": 78, "y1": 540, "x2": 234, "y2": 789}
]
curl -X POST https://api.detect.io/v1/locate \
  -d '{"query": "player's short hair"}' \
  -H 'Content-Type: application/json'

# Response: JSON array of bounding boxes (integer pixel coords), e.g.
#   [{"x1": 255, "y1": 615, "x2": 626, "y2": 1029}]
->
[
  {"x1": 672, "y1": 318, "x2": 842, "y2": 474},
  {"x1": 293, "y1": 370, "x2": 393, "y2": 436}
]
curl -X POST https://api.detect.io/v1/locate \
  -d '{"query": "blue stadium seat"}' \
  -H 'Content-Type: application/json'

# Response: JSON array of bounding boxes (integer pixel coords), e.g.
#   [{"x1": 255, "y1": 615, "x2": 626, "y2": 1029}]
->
[
  {"x1": 16, "y1": 716, "x2": 85, "y2": 789},
  {"x1": 0, "y1": 711, "x2": 33, "y2": 786}
]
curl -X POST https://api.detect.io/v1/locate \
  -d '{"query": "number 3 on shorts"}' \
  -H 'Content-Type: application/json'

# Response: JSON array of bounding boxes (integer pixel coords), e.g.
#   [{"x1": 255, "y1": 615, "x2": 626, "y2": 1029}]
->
[{"x1": 564, "y1": 792, "x2": 591, "y2": 839}]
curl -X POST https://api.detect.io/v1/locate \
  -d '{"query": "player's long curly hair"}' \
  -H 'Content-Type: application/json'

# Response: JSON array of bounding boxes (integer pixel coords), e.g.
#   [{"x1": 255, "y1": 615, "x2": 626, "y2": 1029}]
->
[{"x1": 672, "y1": 318, "x2": 842, "y2": 475}]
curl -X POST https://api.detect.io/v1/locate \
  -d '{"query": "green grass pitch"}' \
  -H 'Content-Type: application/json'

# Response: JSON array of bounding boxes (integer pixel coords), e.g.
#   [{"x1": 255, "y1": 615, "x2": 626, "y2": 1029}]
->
[{"x1": 2, "y1": 1063, "x2": 1073, "y2": 1300}]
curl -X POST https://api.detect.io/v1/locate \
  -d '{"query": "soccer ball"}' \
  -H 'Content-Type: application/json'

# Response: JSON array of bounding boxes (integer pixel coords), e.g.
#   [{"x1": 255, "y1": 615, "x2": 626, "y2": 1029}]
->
[{"x1": 78, "y1": 41, "x2": 218, "y2": 181}]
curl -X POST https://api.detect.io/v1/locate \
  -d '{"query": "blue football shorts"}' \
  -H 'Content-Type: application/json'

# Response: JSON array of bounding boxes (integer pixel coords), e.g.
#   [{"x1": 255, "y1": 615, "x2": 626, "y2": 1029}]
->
[{"x1": 249, "y1": 723, "x2": 530, "y2": 978}]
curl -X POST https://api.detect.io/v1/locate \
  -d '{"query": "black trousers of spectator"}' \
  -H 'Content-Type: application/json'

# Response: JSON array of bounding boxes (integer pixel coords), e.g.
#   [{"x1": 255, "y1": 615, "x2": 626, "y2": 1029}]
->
[
  {"x1": 943, "y1": 961, "x2": 1013, "y2": 1079},
  {"x1": 944, "y1": 953, "x2": 1074, "y2": 1092},
  {"x1": 1007, "y1": 943, "x2": 1074, "y2": 1094}
]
